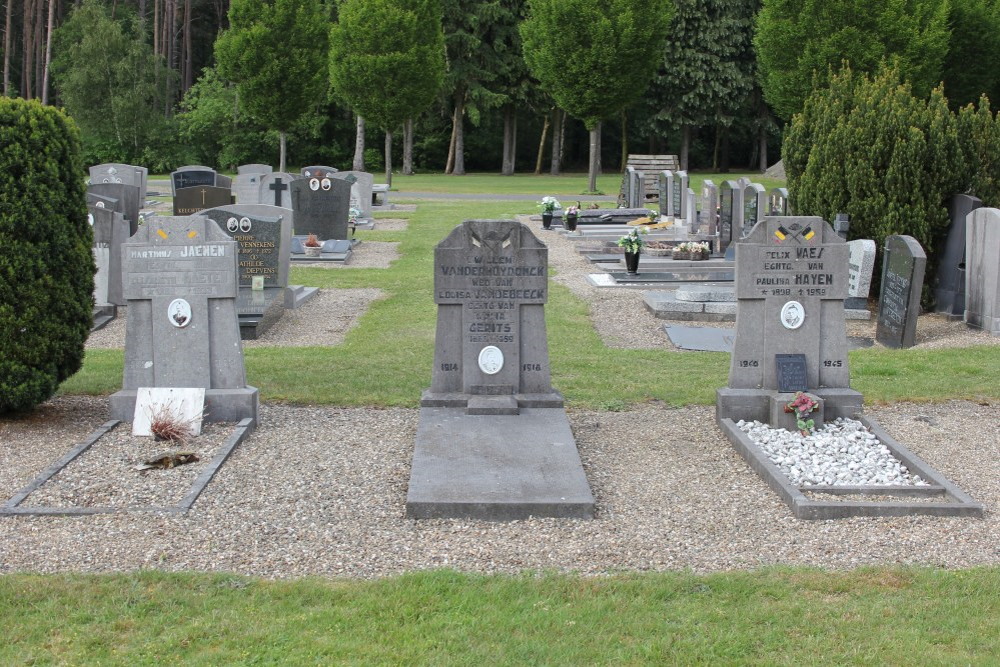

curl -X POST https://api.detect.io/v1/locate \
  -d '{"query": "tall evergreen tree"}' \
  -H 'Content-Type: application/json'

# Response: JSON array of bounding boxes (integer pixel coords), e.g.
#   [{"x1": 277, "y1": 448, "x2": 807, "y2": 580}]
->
[
  {"x1": 941, "y1": 0, "x2": 1000, "y2": 109},
  {"x1": 755, "y1": 0, "x2": 950, "y2": 120},
  {"x1": 521, "y1": 0, "x2": 672, "y2": 192},
  {"x1": 215, "y1": 0, "x2": 329, "y2": 172},
  {"x1": 330, "y1": 0, "x2": 446, "y2": 184}
]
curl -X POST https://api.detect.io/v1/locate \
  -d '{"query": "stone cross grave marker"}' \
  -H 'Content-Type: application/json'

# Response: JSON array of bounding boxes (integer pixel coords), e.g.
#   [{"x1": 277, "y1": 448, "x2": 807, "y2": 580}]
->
[
  {"x1": 109, "y1": 215, "x2": 258, "y2": 423},
  {"x1": 964, "y1": 208, "x2": 1000, "y2": 335},
  {"x1": 173, "y1": 185, "x2": 233, "y2": 216},
  {"x1": 89, "y1": 205, "x2": 129, "y2": 307},
  {"x1": 421, "y1": 219, "x2": 562, "y2": 415},
  {"x1": 934, "y1": 194, "x2": 982, "y2": 318},
  {"x1": 846, "y1": 239, "x2": 876, "y2": 309},
  {"x1": 290, "y1": 175, "x2": 352, "y2": 240},
  {"x1": 876, "y1": 235, "x2": 926, "y2": 348},
  {"x1": 88, "y1": 182, "x2": 141, "y2": 236},
  {"x1": 719, "y1": 216, "x2": 861, "y2": 422}
]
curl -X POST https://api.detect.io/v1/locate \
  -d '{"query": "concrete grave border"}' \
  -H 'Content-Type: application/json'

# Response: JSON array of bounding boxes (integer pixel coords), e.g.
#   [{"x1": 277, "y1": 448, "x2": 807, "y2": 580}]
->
[
  {"x1": 716, "y1": 416, "x2": 983, "y2": 519},
  {"x1": 1, "y1": 417, "x2": 255, "y2": 517}
]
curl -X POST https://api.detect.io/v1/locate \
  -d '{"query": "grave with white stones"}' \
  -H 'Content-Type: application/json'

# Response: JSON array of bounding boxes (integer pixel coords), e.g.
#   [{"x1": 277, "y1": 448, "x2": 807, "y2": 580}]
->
[
  {"x1": 407, "y1": 219, "x2": 594, "y2": 520},
  {"x1": 109, "y1": 216, "x2": 258, "y2": 424},
  {"x1": 715, "y1": 216, "x2": 980, "y2": 518}
]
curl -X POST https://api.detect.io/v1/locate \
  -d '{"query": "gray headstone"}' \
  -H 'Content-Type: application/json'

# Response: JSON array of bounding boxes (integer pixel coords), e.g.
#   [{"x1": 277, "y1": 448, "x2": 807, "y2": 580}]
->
[
  {"x1": 215, "y1": 174, "x2": 233, "y2": 190},
  {"x1": 290, "y1": 175, "x2": 352, "y2": 239},
  {"x1": 89, "y1": 206, "x2": 129, "y2": 307},
  {"x1": 846, "y1": 239, "x2": 876, "y2": 308},
  {"x1": 87, "y1": 182, "x2": 141, "y2": 236},
  {"x1": 109, "y1": 215, "x2": 258, "y2": 423},
  {"x1": 876, "y1": 235, "x2": 927, "y2": 348},
  {"x1": 768, "y1": 187, "x2": 789, "y2": 216},
  {"x1": 237, "y1": 164, "x2": 273, "y2": 176},
  {"x1": 685, "y1": 188, "x2": 696, "y2": 230},
  {"x1": 173, "y1": 185, "x2": 233, "y2": 216},
  {"x1": 336, "y1": 171, "x2": 374, "y2": 219},
  {"x1": 673, "y1": 170, "x2": 689, "y2": 220},
  {"x1": 659, "y1": 170, "x2": 674, "y2": 218},
  {"x1": 90, "y1": 163, "x2": 148, "y2": 202},
  {"x1": 719, "y1": 180, "x2": 739, "y2": 254},
  {"x1": 934, "y1": 194, "x2": 982, "y2": 317},
  {"x1": 233, "y1": 173, "x2": 263, "y2": 205},
  {"x1": 729, "y1": 216, "x2": 851, "y2": 391},
  {"x1": 964, "y1": 207, "x2": 1000, "y2": 334},
  {"x1": 87, "y1": 191, "x2": 118, "y2": 211},
  {"x1": 200, "y1": 204, "x2": 292, "y2": 288},
  {"x1": 742, "y1": 183, "x2": 766, "y2": 235},
  {"x1": 171, "y1": 166, "x2": 217, "y2": 195},
  {"x1": 301, "y1": 166, "x2": 338, "y2": 179},
  {"x1": 701, "y1": 180, "x2": 718, "y2": 235},
  {"x1": 257, "y1": 172, "x2": 298, "y2": 208},
  {"x1": 421, "y1": 219, "x2": 562, "y2": 412}
]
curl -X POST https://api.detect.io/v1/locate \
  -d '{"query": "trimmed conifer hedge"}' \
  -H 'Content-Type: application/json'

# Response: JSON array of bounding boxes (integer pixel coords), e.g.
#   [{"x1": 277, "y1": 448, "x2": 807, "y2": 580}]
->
[{"x1": 0, "y1": 98, "x2": 94, "y2": 414}]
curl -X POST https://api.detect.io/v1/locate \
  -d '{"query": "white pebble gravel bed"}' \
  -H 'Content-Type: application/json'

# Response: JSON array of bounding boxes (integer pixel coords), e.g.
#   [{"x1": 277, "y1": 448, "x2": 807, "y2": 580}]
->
[
  {"x1": 22, "y1": 422, "x2": 234, "y2": 509},
  {"x1": 1, "y1": 397, "x2": 996, "y2": 577},
  {"x1": 737, "y1": 417, "x2": 928, "y2": 487}
]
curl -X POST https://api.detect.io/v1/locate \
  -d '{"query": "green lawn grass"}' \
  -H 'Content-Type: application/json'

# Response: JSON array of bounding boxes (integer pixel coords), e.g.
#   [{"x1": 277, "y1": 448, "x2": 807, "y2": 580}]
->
[
  {"x1": 2, "y1": 568, "x2": 997, "y2": 664},
  {"x1": 61, "y1": 198, "x2": 1000, "y2": 407}
]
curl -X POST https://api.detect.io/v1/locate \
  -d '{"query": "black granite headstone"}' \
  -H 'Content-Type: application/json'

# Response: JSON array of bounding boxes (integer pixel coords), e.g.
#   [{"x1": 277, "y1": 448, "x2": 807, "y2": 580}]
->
[
  {"x1": 172, "y1": 169, "x2": 217, "y2": 192},
  {"x1": 775, "y1": 354, "x2": 808, "y2": 392},
  {"x1": 934, "y1": 194, "x2": 982, "y2": 318},
  {"x1": 174, "y1": 186, "x2": 234, "y2": 216},
  {"x1": 289, "y1": 176, "x2": 352, "y2": 239},
  {"x1": 201, "y1": 208, "x2": 288, "y2": 288},
  {"x1": 876, "y1": 235, "x2": 926, "y2": 349}
]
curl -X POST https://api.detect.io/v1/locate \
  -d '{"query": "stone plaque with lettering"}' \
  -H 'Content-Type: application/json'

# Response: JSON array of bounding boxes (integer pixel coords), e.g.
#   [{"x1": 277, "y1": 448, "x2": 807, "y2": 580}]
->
[
  {"x1": 775, "y1": 354, "x2": 808, "y2": 393},
  {"x1": 290, "y1": 176, "x2": 352, "y2": 239},
  {"x1": 876, "y1": 235, "x2": 926, "y2": 348},
  {"x1": 173, "y1": 185, "x2": 233, "y2": 216},
  {"x1": 729, "y1": 216, "x2": 850, "y2": 391},
  {"x1": 422, "y1": 219, "x2": 562, "y2": 411},
  {"x1": 110, "y1": 216, "x2": 257, "y2": 423},
  {"x1": 201, "y1": 204, "x2": 291, "y2": 288}
]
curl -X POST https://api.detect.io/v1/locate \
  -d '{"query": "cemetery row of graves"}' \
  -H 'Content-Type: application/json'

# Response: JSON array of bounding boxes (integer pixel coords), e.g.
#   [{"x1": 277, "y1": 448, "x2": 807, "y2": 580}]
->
[{"x1": 3, "y1": 158, "x2": 995, "y2": 524}]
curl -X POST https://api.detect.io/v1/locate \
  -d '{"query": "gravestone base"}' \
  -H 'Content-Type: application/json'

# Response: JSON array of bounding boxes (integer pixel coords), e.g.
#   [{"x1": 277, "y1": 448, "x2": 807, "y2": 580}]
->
[
  {"x1": 406, "y1": 407, "x2": 595, "y2": 520},
  {"x1": 768, "y1": 392, "x2": 825, "y2": 432},
  {"x1": 91, "y1": 304, "x2": 117, "y2": 331},
  {"x1": 236, "y1": 288, "x2": 285, "y2": 340},
  {"x1": 110, "y1": 386, "x2": 258, "y2": 424},
  {"x1": 716, "y1": 387, "x2": 862, "y2": 425},
  {"x1": 285, "y1": 285, "x2": 319, "y2": 309},
  {"x1": 289, "y1": 239, "x2": 355, "y2": 263},
  {"x1": 421, "y1": 390, "x2": 565, "y2": 414}
]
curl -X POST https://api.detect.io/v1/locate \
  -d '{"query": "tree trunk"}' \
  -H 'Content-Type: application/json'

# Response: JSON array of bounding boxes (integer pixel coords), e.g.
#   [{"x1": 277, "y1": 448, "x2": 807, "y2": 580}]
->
[
  {"x1": 587, "y1": 122, "x2": 601, "y2": 193},
  {"x1": 452, "y1": 95, "x2": 465, "y2": 175},
  {"x1": 41, "y1": 0, "x2": 54, "y2": 104},
  {"x1": 278, "y1": 130, "x2": 286, "y2": 173},
  {"x1": 501, "y1": 105, "x2": 516, "y2": 175},
  {"x1": 712, "y1": 126, "x2": 721, "y2": 171},
  {"x1": 534, "y1": 112, "x2": 550, "y2": 175},
  {"x1": 445, "y1": 102, "x2": 458, "y2": 174},
  {"x1": 182, "y1": 0, "x2": 192, "y2": 92},
  {"x1": 680, "y1": 125, "x2": 691, "y2": 171},
  {"x1": 758, "y1": 124, "x2": 768, "y2": 172},
  {"x1": 620, "y1": 110, "x2": 627, "y2": 171},
  {"x1": 720, "y1": 126, "x2": 730, "y2": 173},
  {"x1": 384, "y1": 130, "x2": 392, "y2": 187},
  {"x1": 3, "y1": 0, "x2": 13, "y2": 96},
  {"x1": 153, "y1": 0, "x2": 160, "y2": 56},
  {"x1": 33, "y1": 0, "x2": 42, "y2": 98},
  {"x1": 550, "y1": 108, "x2": 563, "y2": 176},
  {"x1": 403, "y1": 118, "x2": 414, "y2": 175},
  {"x1": 22, "y1": 0, "x2": 33, "y2": 98},
  {"x1": 352, "y1": 115, "x2": 365, "y2": 171}
]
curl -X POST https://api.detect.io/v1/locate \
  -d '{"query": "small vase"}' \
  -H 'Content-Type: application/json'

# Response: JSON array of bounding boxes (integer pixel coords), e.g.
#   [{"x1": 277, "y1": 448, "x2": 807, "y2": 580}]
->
[
  {"x1": 624, "y1": 251, "x2": 640, "y2": 274},
  {"x1": 542, "y1": 212, "x2": 553, "y2": 230},
  {"x1": 304, "y1": 245, "x2": 323, "y2": 257},
  {"x1": 564, "y1": 214, "x2": 578, "y2": 232}
]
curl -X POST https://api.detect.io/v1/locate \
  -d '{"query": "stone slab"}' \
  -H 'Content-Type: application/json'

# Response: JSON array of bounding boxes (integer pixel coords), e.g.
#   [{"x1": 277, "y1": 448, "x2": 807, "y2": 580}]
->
[
  {"x1": 675, "y1": 285, "x2": 735, "y2": 302},
  {"x1": 666, "y1": 325, "x2": 873, "y2": 352},
  {"x1": 406, "y1": 407, "x2": 595, "y2": 520},
  {"x1": 285, "y1": 285, "x2": 319, "y2": 309},
  {"x1": 236, "y1": 287, "x2": 286, "y2": 340}
]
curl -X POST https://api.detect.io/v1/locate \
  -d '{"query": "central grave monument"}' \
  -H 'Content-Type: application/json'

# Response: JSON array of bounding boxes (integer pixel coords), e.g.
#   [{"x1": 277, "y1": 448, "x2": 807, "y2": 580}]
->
[{"x1": 407, "y1": 219, "x2": 594, "y2": 520}]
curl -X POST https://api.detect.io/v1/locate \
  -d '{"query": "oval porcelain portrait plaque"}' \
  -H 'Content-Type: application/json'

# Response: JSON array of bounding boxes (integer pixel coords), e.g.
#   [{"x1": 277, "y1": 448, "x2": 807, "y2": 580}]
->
[
  {"x1": 477, "y1": 346, "x2": 504, "y2": 375},
  {"x1": 780, "y1": 300, "x2": 805, "y2": 330},
  {"x1": 168, "y1": 298, "x2": 192, "y2": 328}
]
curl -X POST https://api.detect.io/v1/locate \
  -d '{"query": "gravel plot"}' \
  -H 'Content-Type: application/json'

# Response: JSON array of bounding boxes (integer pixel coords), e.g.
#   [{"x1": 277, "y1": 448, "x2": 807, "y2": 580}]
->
[
  {"x1": 23, "y1": 422, "x2": 233, "y2": 509},
  {"x1": 0, "y1": 398, "x2": 997, "y2": 577}
]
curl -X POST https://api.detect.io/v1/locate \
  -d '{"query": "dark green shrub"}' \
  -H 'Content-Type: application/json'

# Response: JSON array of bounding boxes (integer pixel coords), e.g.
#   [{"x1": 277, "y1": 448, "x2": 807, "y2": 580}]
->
[
  {"x1": 783, "y1": 66, "x2": 966, "y2": 301},
  {"x1": 0, "y1": 99, "x2": 94, "y2": 414}
]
